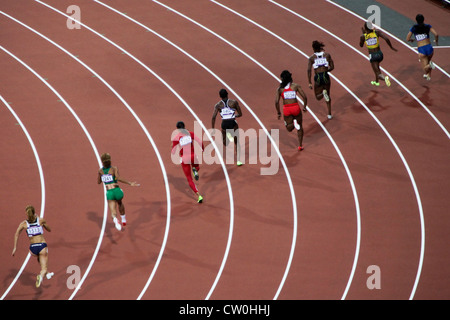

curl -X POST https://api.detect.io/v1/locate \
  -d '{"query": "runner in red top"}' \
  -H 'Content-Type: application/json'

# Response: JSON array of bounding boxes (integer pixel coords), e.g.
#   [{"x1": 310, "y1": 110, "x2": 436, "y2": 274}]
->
[
  {"x1": 172, "y1": 121, "x2": 204, "y2": 203},
  {"x1": 275, "y1": 70, "x2": 308, "y2": 151}
]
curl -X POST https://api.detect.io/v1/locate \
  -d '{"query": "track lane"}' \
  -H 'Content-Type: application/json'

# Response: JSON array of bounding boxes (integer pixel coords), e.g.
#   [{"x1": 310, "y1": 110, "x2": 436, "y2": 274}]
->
[{"x1": 33, "y1": 0, "x2": 235, "y2": 299}]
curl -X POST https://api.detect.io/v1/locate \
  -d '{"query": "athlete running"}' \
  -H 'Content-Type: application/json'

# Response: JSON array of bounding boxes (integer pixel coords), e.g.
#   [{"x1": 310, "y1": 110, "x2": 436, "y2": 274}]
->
[
  {"x1": 172, "y1": 121, "x2": 205, "y2": 203},
  {"x1": 308, "y1": 41, "x2": 334, "y2": 119},
  {"x1": 406, "y1": 14, "x2": 439, "y2": 81},
  {"x1": 275, "y1": 70, "x2": 308, "y2": 151},
  {"x1": 12, "y1": 205, "x2": 54, "y2": 288},
  {"x1": 360, "y1": 21, "x2": 397, "y2": 86},
  {"x1": 98, "y1": 153, "x2": 139, "y2": 231},
  {"x1": 211, "y1": 88, "x2": 243, "y2": 166}
]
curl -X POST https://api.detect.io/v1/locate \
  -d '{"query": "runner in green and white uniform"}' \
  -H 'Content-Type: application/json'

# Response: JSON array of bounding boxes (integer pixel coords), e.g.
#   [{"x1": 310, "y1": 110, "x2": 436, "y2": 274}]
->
[{"x1": 97, "y1": 153, "x2": 139, "y2": 231}]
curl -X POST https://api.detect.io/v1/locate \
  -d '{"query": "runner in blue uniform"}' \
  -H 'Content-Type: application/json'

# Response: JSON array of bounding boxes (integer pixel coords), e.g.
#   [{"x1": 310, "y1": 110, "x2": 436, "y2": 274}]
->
[
  {"x1": 12, "y1": 205, "x2": 54, "y2": 288},
  {"x1": 406, "y1": 14, "x2": 439, "y2": 80}
]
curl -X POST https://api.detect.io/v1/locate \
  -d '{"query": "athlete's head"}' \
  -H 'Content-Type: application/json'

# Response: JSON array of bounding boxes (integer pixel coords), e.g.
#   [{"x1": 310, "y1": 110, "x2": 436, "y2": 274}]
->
[
  {"x1": 25, "y1": 205, "x2": 35, "y2": 221},
  {"x1": 416, "y1": 14, "x2": 424, "y2": 24},
  {"x1": 312, "y1": 40, "x2": 325, "y2": 52},
  {"x1": 176, "y1": 121, "x2": 185, "y2": 129},
  {"x1": 219, "y1": 88, "x2": 228, "y2": 99},
  {"x1": 363, "y1": 21, "x2": 373, "y2": 32},
  {"x1": 101, "y1": 153, "x2": 111, "y2": 168},
  {"x1": 279, "y1": 70, "x2": 292, "y2": 88}
]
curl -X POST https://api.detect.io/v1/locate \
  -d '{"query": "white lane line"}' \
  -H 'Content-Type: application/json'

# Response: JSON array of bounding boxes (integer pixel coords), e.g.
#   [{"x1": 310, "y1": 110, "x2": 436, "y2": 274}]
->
[
  {"x1": 152, "y1": 0, "x2": 360, "y2": 301},
  {"x1": 91, "y1": 0, "x2": 238, "y2": 300},
  {"x1": 212, "y1": 0, "x2": 424, "y2": 300},
  {"x1": 1, "y1": 10, "x2": 170, "y2": 300},
  {"x1": 270, "y1": 0, "x2": 430, "y2": 300},
  {"x1": 0, "y1": 92, "x2": 45, "y2": 300},
  {"x1": 270, "y1": 0, "x2": 449, "y2": 140},
  {"x1": 32, "y1": 0, "x2": 233, "y2": 300},
  {"x1": 326, "y1": 0, "x2": 450, "y2": 78},
  {"x1": 0, "y1": 44, "x2": 107, "y2": 299}
]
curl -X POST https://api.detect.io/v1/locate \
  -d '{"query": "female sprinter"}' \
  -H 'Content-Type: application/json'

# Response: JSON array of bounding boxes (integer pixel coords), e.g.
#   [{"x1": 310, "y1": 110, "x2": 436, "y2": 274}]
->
[
  {"x1": 172, "y1": 121, "x2": 205, "y2": 203},
  {"x1": 307, "y1": 41, "x2": 335, "y2": 119},
  {"x1": 360, "y1": 21, "x2": 397, "y2": 86},
  {"x1": 211, "y1": 88, "x2": 243, "y2": 166},
  {"x1": 406, "y1": 14, "x2": 439, "y2": 81},
  {"x1": 12, "y1": 205, "x2": 54, "y2": 288},
  {"x1": 275, "y1": 70, "x2": 308, "y2": 151},
  {"x1": 98, "y1": 153, "x2": 139, "y2": 231}
]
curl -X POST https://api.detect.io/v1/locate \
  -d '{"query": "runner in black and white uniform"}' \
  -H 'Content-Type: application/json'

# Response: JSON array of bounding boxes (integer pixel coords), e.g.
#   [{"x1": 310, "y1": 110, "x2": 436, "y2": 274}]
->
[
  {"x1": 307, "y1": 41, "x2": 334, "y2": 119},
  {"x1": 211, "y1": 88, "x2": 243, "y2": 166}
]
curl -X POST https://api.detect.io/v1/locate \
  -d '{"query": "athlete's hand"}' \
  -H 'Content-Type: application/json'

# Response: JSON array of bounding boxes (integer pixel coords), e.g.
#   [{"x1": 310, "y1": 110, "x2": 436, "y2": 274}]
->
[
  {"x1": 308, "y1": 83, "x2": 313, "y2": 89},
  {"x1": 277, "y1": 112, "x2": 281, "y2": 120},
  {"x1": 12, "y1": 247, "x2": 16, "y2": 257},
  {"x1": 130, "y1": 182, "x2": 140, "y2": 187}
]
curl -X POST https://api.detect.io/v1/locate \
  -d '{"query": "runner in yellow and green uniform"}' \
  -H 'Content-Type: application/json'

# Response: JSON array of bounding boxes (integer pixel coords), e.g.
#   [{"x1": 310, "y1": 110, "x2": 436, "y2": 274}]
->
[{"x1": 360, "y1": 21, "x2": 397, "y2": 87}]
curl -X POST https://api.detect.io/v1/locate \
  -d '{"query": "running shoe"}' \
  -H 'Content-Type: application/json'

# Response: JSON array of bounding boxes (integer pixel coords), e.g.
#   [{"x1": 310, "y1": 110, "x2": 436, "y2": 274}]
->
[
  {"x1": 385, "y1": 76, "x2": 391, "y2": 87},
  {"x1": 226, "y1": 132, "x2": 234, "y2": 142},
  {"x1": 192, "y1": 167, "x2": 199, "y2": 181},
  {"x1": 237, "y1": 161, "x2": 243, "y2": 166},
  {"x1": 429, "y1": 61, "x2": 435, "y2": 69},
  {"x1": 323, "y1": 89, "x2": 330, "y2": 102},
  {"x1": 197, "y1": 195, "x2": 203, "y2": 203},
  {"x1": 371, "y1": 81, "x2": 380, "y2": 86},
  {"x1": 298, "y1": 146, "x2": 304, "y2": 151},
  {"x1": 113, "y1": 217, "x2": 122, "y2": 231},
  {"x1": 36, "y1": 275, "x2": 42, "y2": 288},
  {"x1": 327, "y1": 115, "x2": 333, "y2": 120},
  {"x1": 46, "y1": 272, "x2": 54, "y2": 280}
]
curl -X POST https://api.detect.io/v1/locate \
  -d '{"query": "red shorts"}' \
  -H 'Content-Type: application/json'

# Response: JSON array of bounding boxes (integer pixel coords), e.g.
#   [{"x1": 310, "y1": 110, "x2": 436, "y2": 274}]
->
[{"x1": 283, "y1": 103, "x2": 301, "y2": 117}]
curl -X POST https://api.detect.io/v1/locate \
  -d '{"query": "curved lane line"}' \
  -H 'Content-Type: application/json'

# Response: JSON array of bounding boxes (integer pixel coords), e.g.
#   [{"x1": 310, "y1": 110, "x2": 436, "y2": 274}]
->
[
  {"x1": 326, "y1": 0, "x2": 450, "y2": 78},
  {"x1": 32, "y1": 0, "x2": 234, "y2": 300},
  {"x1": 211, "y1": 0, "x2": 424, "y2": 300},
  {"x1": 151, "y1": 0, "x2": 360, "y2": 301},
  {"x1": 90, "y1": 0, "x2": 237, "y2": 300},
  {"x1": 270, "y1": 0, "x2": 449, "y2": 139},
  {"x1": 0, "y1": 44, "x2": 107, "y2": 299},
  {"x1": 95, "y1": 0, "x2": 300, "y2": 300},
  {"x1": 269, "y1": 0, "x2": 429, "y2": 300},
  {"x1": 0, "y1": 93, "x2": 45, "y2": 300},
  {"x1": 0, "y1": 11, "x2": 169, "y2": 300}
]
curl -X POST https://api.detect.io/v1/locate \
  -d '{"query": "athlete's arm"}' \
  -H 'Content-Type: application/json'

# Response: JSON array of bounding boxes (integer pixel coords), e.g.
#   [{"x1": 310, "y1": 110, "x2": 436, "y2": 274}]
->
[
  {"x1": 12, "y1": 222, "x2": 25, "y2": 256},
  {"x1": 40, "y1": 218, "x2": 51, "y2": 232},
  {"x1": 326, "y1": 53, "x2": 335, "y2": 72},
  {"x1": 274, "y1": 88, "x2": 282, "y2": 119},
  {"x1": 307, "y1": 56, "x2": 313, "y2": 89}
]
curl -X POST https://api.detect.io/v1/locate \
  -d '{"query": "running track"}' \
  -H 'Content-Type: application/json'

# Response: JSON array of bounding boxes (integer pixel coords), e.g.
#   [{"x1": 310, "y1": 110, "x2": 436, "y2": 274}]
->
[{"x1": 1, "y1": 0, "x2": 449, "y2": 301}]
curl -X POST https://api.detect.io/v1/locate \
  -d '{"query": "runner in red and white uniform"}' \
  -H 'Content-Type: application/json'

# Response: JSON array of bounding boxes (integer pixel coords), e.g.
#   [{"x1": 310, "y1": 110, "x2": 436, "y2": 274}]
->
[
  {"x1": 172, "y1": 121, "x2": 205, "y2": 203},
  {"x1": 275, "y1": 70, "x2": 308, "y2": 151}
]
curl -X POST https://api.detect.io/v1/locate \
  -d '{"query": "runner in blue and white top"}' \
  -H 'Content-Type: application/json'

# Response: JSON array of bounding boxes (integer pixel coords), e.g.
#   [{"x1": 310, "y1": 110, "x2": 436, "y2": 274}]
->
[
  {"x1": 406, "y1": 14, "x2": 439, "y2": 81},
  {"x1": 12, "y1": 205, "x2": 54, "y2": 288}
]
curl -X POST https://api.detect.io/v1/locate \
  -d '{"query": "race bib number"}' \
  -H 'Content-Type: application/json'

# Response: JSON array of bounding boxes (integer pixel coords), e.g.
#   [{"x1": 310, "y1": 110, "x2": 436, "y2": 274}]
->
[
  {"x1": 366, "y1": 37, "x2": 377, "y2": 46},
  {"x1": 220, "y1": 108, "x2": 235, "y2": 120},
  {"x1": 179, "y1": 135, "x2": 192, "y2": 146},
  {"x1": 415, "y1": 33, "x2": 427, "y2": 41},
  {"x1": 27, "y1": 226, "x2": 43, "y2": 236},
  {"x1": 314, "y1": 57, "x2": 328, "y2": 66},
  {"x1": 283, "y1": 90, "x2": 296, "y2": 99},
  {"x1": 101, "y1": 174, "x2": 114, "y2": 183}
]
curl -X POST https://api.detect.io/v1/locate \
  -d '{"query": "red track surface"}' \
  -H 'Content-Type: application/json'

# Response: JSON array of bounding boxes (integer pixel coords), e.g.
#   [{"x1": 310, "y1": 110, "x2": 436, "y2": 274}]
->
[{"x1": 1, "y1": 0, "x2": 449, "y2": 301}]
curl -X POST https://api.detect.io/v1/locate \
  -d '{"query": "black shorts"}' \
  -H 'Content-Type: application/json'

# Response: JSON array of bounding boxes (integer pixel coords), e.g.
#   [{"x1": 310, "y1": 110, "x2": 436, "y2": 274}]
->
[
  {"x1": 221, "y1": 119, "x2": 237, "y2": 130},
  {"x1": 369, "y1": 51, "x2": 384, "y2": 62},
  {"x1": 314, "y1": 72, "x2": 330, "y2": 86}
]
